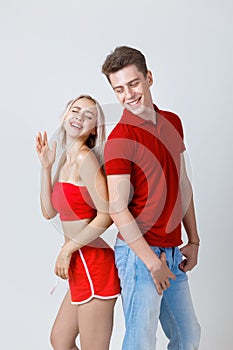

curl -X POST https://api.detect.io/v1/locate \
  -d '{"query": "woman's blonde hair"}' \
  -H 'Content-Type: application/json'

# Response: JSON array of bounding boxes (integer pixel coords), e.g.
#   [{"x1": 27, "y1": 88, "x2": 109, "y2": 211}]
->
[{"x1": 58, "y1": 94, "x2": 106, "y2": 163}]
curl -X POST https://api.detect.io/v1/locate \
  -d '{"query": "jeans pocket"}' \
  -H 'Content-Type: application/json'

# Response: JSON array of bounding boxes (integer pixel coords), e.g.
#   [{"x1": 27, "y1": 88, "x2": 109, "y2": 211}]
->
[
  {"x1": 174, "y1": 247, "x2": 188, "y2": 279},
  {"x1": 115, "y1": 245, "x2": 130, "y2": 287},
  {"x1": 176, "y1": 247, "x2": 184, "y2": 264}
]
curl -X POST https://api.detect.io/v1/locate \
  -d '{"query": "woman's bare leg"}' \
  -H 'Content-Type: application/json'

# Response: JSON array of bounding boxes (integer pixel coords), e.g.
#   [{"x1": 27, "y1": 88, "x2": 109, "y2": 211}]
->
[
  {"x1": 78, "y1": 298, "x2": 117, "y2": 350},
  {"x1": 50, "y1": 290, "x2": 80, "y2": 350}
]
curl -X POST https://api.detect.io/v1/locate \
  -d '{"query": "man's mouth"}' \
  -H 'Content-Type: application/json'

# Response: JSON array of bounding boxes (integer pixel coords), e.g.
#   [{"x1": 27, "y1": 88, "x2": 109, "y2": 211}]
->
[{"x1": 127, "y1": 97, "x2": 141, "y2": 106}]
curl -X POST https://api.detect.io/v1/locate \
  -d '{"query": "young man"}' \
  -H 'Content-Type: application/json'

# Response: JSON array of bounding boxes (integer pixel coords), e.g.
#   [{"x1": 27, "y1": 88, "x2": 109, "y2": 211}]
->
[{"x1": 102, "y1": 46, "x2": 201, "y2": 350}]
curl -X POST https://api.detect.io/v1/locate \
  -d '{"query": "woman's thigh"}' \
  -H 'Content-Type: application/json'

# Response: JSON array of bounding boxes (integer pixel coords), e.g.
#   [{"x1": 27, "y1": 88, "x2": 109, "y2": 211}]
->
[
  {"x1": 50, "y1": 290, "x2": 79, "y2": 349},
  {"x1": 78, "y1": 298, "x2": 116, "y2": 350}
]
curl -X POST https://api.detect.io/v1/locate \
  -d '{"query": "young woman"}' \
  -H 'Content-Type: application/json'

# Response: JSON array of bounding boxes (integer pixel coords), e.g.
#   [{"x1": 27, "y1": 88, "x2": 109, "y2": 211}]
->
[{"x1": 36, "y1": 95, "x2": 120, "y2": 350}]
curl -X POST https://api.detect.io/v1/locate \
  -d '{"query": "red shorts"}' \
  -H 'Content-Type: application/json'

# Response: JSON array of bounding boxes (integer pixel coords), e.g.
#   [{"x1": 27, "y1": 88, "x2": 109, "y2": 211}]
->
[{"x1": 68, "y1": 245, "x2": 121, "y2": 304}]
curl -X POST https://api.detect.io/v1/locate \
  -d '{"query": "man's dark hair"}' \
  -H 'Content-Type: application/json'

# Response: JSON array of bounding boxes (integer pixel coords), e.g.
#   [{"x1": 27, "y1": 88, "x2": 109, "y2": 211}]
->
[{"x1": 102, "y1": 46, "x2": 148, "y2": 82}]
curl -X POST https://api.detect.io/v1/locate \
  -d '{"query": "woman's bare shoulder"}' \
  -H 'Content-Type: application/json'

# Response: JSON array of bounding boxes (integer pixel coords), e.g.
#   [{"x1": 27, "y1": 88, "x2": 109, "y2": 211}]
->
[{"x1": 76, "y1": 146, "x2": 99, "y2": 166}]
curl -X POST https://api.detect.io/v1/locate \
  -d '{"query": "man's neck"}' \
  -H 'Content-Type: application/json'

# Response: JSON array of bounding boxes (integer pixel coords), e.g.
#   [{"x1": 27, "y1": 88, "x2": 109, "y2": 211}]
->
[{"x1": 139, "y1": 107, "x2": 156, "y2": 123}]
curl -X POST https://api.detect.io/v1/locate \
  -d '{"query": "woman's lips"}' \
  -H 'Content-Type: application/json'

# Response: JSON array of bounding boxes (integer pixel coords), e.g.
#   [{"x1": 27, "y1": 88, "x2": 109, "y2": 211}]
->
[{"x1": 70, "y1": 122, "x2": 82, "y2": 129}]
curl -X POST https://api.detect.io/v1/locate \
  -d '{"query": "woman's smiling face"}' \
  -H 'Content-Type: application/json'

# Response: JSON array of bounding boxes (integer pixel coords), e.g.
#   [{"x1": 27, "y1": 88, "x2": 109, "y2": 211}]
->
[{"x1": 63, "y1": 97, "x2": 97, "y2": 140}]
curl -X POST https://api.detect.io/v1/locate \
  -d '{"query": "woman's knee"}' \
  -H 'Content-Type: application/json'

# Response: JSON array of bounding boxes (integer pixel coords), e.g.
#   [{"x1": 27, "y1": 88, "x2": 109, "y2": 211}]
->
[
  {"x1": 50, "y1": 327, "x2": 62, "y2": 350},
  {"x1": 50, "y1": 327, "x2": 78, "y2": 350}
]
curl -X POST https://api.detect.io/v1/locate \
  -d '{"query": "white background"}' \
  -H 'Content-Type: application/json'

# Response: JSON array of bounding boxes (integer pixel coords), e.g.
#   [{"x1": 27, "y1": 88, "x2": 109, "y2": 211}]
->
[{"x1": 1, "y1": 1, "x2": 232, "y2": 349}]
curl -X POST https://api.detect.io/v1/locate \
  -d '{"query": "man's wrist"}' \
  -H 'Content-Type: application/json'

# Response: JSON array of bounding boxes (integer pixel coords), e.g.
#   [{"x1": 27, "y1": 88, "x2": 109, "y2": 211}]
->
[
  {"x1": 146, "y1": 253, "x2": 161, "y2": 272},
  {"x1": 188, "y1": 240, "x2": 200, "y2": 246}
]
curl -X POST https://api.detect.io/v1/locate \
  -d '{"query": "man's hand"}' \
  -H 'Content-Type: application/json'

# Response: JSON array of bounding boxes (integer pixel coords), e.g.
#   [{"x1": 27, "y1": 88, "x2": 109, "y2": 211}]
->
[
  {"x1": 149, "y1": 252, "x2": 176, "y2": 295},
  {"x1": 179, "y1": 244, "x2": 199, "y2": 272}
]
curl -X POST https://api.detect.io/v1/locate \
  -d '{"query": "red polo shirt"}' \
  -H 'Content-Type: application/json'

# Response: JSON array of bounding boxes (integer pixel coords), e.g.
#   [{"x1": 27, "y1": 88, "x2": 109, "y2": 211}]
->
[{"x1": 104, "y1": 105, "x2": 186, "y2": 247}]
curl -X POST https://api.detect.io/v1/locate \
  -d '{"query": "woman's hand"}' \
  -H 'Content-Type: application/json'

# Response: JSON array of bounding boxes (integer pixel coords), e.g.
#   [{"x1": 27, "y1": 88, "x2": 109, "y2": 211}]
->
[
  {"x1": 54, "y1": 245, "x2": 72, "y2": 280},
  {"x1": 36, "y1": 131, "x2": 57, "y2": 169}
]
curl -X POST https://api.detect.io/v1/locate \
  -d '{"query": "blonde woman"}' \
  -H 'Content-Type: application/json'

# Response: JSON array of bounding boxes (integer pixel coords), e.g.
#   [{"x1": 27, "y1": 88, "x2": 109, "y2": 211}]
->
[{"x1": 36, "y1": 95, "x2": 120, "y2": 350}]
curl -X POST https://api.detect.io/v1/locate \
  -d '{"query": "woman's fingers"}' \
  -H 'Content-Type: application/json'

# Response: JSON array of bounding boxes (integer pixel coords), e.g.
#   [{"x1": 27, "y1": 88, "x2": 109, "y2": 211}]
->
[
  {"x1": 55, "y1": 266, "x2": 68, "y2": 280},
  {"x1": 36, "y1": 132, "x2": 41, "y2": 146},
  {"x1": 36, "y1": 133, "x2": 43, "y2": 153},
  {"x1": 43, "y1": 131, "x2": 48, "y2": 146},
  {"x1": 54, "y1": 257, "x2": 69, "y2": 280},
  {"x1": 36, "y1": 131, "x2": 48, "y2": 151},
  {"x1": 37, "y1": 131, "x2": 42, "y2": 142},
  {"x1": 54, "y1": 247, "x2": 71, "y2": 280}
]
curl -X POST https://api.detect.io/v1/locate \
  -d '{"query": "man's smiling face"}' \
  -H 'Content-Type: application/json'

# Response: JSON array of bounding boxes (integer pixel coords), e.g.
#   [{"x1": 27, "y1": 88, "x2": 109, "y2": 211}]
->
[{"x1": 109, "y1": 64, "x2": 154, "y2": 116}]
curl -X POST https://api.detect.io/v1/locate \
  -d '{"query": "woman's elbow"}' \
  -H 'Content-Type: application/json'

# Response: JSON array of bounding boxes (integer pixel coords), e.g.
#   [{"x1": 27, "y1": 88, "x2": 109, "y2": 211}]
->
[
  {"x1": 41, "y1": 209, "x2": 57, "y2": 220},
  {"x1": 43, "y1": 214, "x2": 52, "y2": 220}
]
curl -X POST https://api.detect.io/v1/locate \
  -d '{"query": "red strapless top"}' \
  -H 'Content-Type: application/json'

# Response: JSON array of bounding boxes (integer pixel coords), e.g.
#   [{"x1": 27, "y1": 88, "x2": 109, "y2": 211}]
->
[{"x1": 52, "y1": 182, "x2": 97, "y2": 221}]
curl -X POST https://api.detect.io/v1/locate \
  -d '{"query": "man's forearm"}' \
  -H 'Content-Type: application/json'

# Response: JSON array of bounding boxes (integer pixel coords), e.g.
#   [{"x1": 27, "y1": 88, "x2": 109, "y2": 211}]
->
[
  {"x1": 180, "y1": 154, "x2": 200, "y2": 244},
  {"x1": 111, "y1": 208, "x2": 176, "y2": 294},
  {"x1": 182, "y1": 194, "x2": 200, "y2": 244},
  {"x1": 111, "y1": 208, "x2": 161, "y2": 269}
]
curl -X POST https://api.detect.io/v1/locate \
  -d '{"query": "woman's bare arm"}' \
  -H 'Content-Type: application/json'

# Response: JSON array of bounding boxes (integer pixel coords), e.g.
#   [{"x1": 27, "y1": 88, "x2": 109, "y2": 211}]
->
[
  {"x1": 54, "y1": 150, "x2": 112, "y2": 279},
  {"x1": 36, "y1": 131, "x2": 57, "y2": 219}
]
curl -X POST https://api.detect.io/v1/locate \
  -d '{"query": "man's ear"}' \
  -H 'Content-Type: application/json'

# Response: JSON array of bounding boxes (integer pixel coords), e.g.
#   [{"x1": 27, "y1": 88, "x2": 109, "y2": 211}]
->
[{"x1": 147, "y1": 70, "x2": 153, "y2": 86}]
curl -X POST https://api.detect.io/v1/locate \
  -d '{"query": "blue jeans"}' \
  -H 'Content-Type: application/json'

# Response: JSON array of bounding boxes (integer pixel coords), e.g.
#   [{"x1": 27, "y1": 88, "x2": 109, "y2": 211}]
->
[{"x1": 115, "y1": 238, "x2": 201, "y2": 350}]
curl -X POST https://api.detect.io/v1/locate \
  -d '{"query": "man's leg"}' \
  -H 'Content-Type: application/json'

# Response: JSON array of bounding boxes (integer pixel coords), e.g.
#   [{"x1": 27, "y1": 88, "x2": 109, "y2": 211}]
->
[
  {"x1": 115, "y1": 239, "x2": 162, "y2": 350},
  {"x1": 159, "y1": 247, "x2": 201, "y2": 350}
]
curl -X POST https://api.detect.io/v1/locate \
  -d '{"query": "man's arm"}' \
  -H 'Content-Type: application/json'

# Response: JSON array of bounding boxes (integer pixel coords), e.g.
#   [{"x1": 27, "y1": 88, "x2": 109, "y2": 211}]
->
[
  {"x1": 179, "y1": 153, "x2": 200, "y2": 272},
  {"x1": 107, "y1": 174, "x2": 176, "y2": 295}
]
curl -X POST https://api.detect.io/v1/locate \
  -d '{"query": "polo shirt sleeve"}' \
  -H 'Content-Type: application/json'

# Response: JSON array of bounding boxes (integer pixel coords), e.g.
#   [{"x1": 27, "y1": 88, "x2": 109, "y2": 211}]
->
[
  {"x1": 163, "y1": 111, "x2": 186, "y2": 153},
  {"x1": 104, "y1": 126, "x2": 133, "y2": 176},
  {"x1": 175, "y1": 116, "x2": 186, "y2": 153}
]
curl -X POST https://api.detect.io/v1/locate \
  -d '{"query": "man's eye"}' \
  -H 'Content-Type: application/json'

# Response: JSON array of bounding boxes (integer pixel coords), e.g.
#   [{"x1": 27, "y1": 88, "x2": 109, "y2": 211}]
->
[
  {"x1": 130, "y1": 81, "x2": 139, "y2": 87},
  {"x1": 115, "y1": 88, "x2": 123, "y2": 94},
  {"x1": 71, "y1": 109, "x2": 78, "y2": 113}
]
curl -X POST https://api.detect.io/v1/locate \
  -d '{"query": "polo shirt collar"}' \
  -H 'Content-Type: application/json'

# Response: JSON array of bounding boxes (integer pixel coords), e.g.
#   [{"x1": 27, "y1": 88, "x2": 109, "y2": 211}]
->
[{"x1": 120, "y1": 104, "x2": 159, "y2": 127}]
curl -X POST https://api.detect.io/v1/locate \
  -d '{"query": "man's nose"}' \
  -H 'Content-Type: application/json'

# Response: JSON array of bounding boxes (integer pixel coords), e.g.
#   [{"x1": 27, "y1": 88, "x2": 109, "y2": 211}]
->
[{"x1": 125, "y1": 86, "x2": 134, "y2": 99}]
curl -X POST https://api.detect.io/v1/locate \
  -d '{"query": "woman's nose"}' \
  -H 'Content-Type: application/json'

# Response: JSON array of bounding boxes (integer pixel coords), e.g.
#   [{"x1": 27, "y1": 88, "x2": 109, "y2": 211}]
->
[{"x1": 75, "y1": 113, "x2": 83, "y2": 121}]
